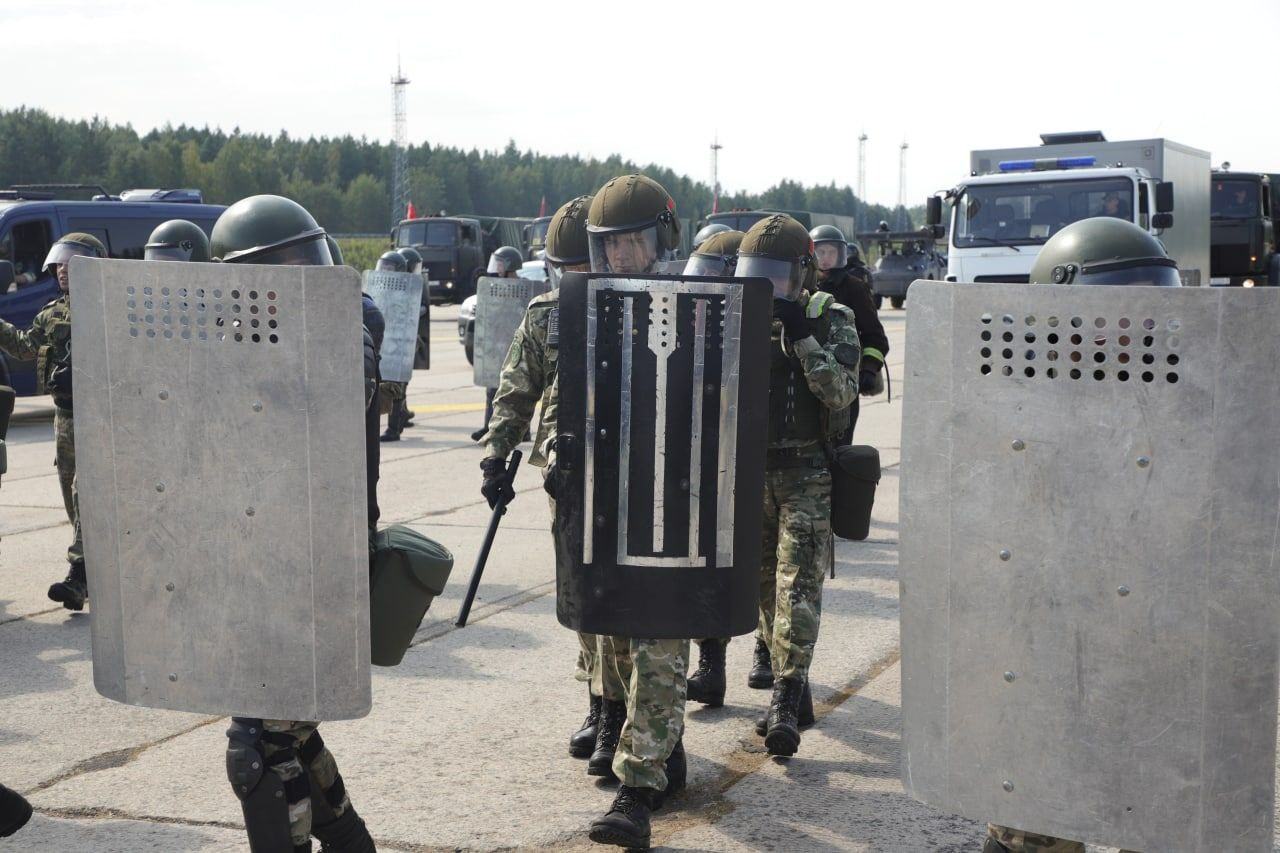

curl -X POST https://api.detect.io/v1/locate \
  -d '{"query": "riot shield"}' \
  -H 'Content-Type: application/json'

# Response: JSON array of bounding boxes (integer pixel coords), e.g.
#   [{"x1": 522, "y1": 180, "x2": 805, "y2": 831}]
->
[
  {"x1": 472, "y1": 276, "x2": 551, "y2": 387},
  {"x1": 553, "y1": 273, "x2": 770, "y2": 639},
  {"x1": 364, "y1": 269, "x2": 424, "y2": 383},
  {"x1": 71, "y1": 258, "x2": 372, "y2": 721},
  {"x1": 899, "y1": 281, "x2": 1280, "y2": 853}
]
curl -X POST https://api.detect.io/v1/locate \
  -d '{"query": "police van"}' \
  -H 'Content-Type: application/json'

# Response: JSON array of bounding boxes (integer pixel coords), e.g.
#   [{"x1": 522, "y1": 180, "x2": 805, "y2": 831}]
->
[{"x1": 0, "y1": 187, "x2": 226, "y2": 394}]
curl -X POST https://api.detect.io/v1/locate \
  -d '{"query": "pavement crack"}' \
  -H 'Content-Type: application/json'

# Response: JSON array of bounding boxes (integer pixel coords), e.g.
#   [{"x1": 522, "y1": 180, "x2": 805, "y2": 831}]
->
[{"x1": 0, "y1": 605, "x2": 63, "y2": 627}]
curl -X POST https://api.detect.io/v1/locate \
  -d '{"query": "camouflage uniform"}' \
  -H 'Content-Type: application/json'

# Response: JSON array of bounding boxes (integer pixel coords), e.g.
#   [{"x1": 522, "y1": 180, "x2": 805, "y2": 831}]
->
[
  {"x1": 258, "y1": 720, "x2": 353, "y2": 848},
  {"x1": 987, "y1": 824, "x2": 1140, "y2": 853},
  {"x1": 0, "y1": 296, "x2": 83, "y2": 568},
  {"x1": 611, "y1": 637, "x2": 688, "y2": 788},
  {"x1": 758, "y1": 290, "x2": 859, "y2": 682}
]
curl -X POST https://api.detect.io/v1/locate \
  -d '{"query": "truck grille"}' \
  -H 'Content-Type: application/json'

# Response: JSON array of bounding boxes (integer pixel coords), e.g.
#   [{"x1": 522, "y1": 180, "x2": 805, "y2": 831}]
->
[{"x1": 1210, "y1": 243, "x2": 1254, "y2": 273}]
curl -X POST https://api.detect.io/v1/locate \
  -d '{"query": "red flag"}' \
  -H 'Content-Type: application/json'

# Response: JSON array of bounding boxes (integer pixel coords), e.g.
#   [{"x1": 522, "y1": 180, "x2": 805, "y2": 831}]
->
[
  {"x1": 406, "y1": 201, "x2": 417, "y2": 219},
  {"x1": 538, "y1": 195, "x2": 547, "y2": 217},
  {"x1": 711, "y1": 189, "x2": 719, "y2": 214}
]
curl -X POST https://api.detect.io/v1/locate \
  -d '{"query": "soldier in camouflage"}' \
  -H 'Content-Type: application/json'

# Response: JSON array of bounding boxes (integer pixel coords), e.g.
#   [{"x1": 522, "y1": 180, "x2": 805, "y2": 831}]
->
[
  {"x1": 211, "y1": 195, "x2": 377, "y2": 853},
  {"x1": 478, "y1": 195, "x2": 613, "y2": 759},
  {"x1": 736, "y1": 214, "x2": 860, "y2": 757},
  {"x1": 0, "y1": 232, "x2": 107, "y2": 611}
]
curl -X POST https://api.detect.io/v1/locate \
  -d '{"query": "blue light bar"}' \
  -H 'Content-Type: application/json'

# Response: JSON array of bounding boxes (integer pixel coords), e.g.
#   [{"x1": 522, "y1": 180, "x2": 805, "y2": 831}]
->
[{"x1": 998, "y1": 156, "x2": 1098, "y2": 172}]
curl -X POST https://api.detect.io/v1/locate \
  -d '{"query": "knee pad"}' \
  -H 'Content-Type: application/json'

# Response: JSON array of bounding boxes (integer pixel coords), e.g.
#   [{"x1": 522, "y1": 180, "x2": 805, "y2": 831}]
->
[{"x1": 225, "y1": 718, "x2": 299, "y2": 853}]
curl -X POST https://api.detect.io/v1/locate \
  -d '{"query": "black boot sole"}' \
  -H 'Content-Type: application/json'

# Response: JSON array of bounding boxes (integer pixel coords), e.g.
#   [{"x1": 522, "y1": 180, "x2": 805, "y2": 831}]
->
[
  {"x1": 756, "y1": 715, "x2": 814, "y2": 737},
  {"x1": 764, "y1": 725, "x2": 800, "y2": 756},
  {"x1": 47, "y1": 585, "x2": 85, "y2": 611},
  {"x1": 588, "y1": 824, "x2": 650, "y2": 849},
  {"x1": 684, "y1": 684, "x2": 725, "y2": 707}
]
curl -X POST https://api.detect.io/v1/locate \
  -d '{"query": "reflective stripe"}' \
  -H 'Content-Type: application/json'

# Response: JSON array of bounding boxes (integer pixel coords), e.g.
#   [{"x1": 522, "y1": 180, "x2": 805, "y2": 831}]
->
[
  {"x1": 806, "y1": 291, "x2": 833, "y2": 319},
  {"x1": 862, "y1": 347, "x2": 885, "y2": 364}
]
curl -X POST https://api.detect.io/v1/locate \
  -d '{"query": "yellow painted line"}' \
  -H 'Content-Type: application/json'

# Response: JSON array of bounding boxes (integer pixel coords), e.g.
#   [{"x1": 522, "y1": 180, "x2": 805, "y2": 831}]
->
[{"x1": 406, "y1": 402, "x2": 486, "y2": 414}]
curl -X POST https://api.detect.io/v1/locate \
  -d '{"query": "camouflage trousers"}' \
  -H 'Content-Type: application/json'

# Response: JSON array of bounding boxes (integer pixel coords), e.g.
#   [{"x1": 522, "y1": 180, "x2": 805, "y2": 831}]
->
[
  {"x1": 54, "y1": 409, "x2": 83, "y2": 567},
  {"x1": 757, "y1": 463, "x2": 832, "y2": 682},
  {"x1": 547, "y1": 490, "x2": 609, "y2": 700},
  {"x1": 987, "y1": 825, "x2": 1140, "y2": 853},
  {"x1": 377, "y1": 379, "x2": 407, "y2": 416},
  {"x1": 604, "y1": 637, "x2": 688, "y2": 791},
  {"x1": 260, "y1": 720, "x2": 352, "y2": 847},
  {"x1": 597, "y1": 634, "x2": 632, "y2": 703}
]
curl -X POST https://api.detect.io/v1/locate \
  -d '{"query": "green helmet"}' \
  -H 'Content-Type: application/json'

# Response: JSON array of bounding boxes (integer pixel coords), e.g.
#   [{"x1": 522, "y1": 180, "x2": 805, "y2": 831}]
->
[
  {"x1": 1029, "y1": 217, "x2": 1180, "y2": 287},
  {"x1": 586, "y1": 174, "x2": 680, "y2": 273},
  {"x1": 809, "y1": 223, "x2": 848, "y2": 270},
  {"x1": 376, "y1": 250, "x2": 407, "y2": 273},
  {"x1": 692, "y1": 222, "x2": 732, "y2": 252},
  {"x1": 325, "y1": 235, "x2": 346, "y2": 266},
  {"x1": 846, "y1": 242, "x2": 864, "y2": 266},
  {"x1": 684, "y1": 230, "x2": 744, "y2": 277},
  {"x1": 144, "y1": 219, "x2": 211, "y2": 262},
  {"x1": 545, "y1": 195, "x2": 593, "y2": 266},
  {"x1": 487, "y1": 245, "x2": 524, "y2": 276},
  {"x1": 738, "y1": 214, "x2": 815, "y2": 299},
  {"x1": 397, "y1": 246, "x2": 423, "y2": 273},
  {"x1": 210, "y1": 194, "x2": 331, "y2": 265},
  {"x1": 43, "y1": 232, "x2": 107, "y2": 272}
]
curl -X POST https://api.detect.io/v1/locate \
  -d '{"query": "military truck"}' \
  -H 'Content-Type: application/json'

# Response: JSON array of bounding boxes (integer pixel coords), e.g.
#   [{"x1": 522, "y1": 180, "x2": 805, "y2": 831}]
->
[
  {"x1": 698, "y1": 208, "x2": 858, "y2": 240},
  {"x1": 857, "y1": 228, "x2": 945, "y2": 309},
  {"x1": 927, "y1": 131, "x2": 1211, "y2": 286},
  {"x1": 392, "y1": 214, "x2": 536, "y2": 303},
  {"x1": 1208, "y1": 170, "x2": 1279, "y2": 287},
  {"x1": 523, "y1": 215, "x2": 552, "y2": 259},
  {"x1": 0, "y1": 185, "x2": 225, "y2": 394}
]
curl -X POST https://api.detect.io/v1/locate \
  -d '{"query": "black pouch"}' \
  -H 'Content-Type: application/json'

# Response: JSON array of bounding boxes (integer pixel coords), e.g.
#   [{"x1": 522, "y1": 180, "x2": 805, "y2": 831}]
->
[
  {"x1": 368, "y1": 525, "x2": 454, "y2": 666},
  {"x1": 831, "y1": 445, "x2": 880, "y2": 541}
]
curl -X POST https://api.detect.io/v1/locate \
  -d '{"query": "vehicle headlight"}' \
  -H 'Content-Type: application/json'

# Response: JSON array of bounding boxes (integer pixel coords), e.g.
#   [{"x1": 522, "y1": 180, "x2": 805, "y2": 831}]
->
[{"x1": 1244, "y1": 279, "x2": 1256, "y2": 288}]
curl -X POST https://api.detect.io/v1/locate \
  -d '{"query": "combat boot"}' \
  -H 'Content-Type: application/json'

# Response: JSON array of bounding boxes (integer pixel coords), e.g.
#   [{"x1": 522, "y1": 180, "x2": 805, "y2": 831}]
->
[
  {"x1": 311, "y1": 804, "x2": 376, "y2": 853},
  {"x1": 747, "y1": 637, "x2": 774, "y2": 689},
  {"x1": 380, "y1": 399, "x2": 407, "y2": 442},
  {"x1": 588, "y1": 785, "x2": 655, "y2": 849},
  {"x1": 755, "y1": 678, "x2": 813, "y2": 736},
  {"x1": 588, "y1": 698, "x2": 625, "y2": 780},
  {"x1": 764, "y1": 677, "x2": 804, "y2": 756},
  {"x1": 570, "y1": 692, "x2": 603, "y2": 759},
  {"x1": 652, "y1": 738, "x2": 686, "y2": 809},
  {"x1": 685, "y1": 639, "x2": 726, "y2": 707},
  {"x1": 47, "y1": 562, "x2": 87, "y2": 611},
  {"x1": 0, "y1": 784, "x2": 32, "y2": 838}
]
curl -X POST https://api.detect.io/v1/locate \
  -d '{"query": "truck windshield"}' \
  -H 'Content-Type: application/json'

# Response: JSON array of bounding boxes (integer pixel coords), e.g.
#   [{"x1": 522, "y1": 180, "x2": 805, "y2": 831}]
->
[
  {"x1": 398, "y1": 221, "x2": 457, "y2": 247},
  {"x1": 709, "y1": 213, "x2": 770, "y2": 233},
  {"x1": 528, "y1": 219, "x2": 549, "y2": 245},
  {"x1": 1211, "y1": 179, "x2": 1260, "y2": 219},
  {"x1": 954, "y1": 177, "x2": 1134, "y2": 248}
]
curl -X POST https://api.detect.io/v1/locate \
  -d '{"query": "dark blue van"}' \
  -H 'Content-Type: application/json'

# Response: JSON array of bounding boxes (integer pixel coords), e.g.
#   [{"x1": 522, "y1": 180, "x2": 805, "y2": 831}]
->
[{"x1": 0, "y1": 188, "x2": 225, "y2": 394}]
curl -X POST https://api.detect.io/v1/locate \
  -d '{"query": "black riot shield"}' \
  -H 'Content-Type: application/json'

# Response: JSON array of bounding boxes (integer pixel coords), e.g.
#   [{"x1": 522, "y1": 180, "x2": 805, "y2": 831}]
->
[{"x1": 553, "y1": 273, "x2": 770, "y2": 639}]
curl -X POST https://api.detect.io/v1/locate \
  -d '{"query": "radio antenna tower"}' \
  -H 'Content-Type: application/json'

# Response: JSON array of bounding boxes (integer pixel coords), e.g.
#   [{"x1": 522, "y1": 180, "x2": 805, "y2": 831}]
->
[
  {"x1": 857, "y1": 131, "x2": 868, "y2": 200},
  {"x1": 710, "y1": 134, "x2": 723, "y2": 212},
  {"x1": 391, "y1": 60, "x2": 410, "y2": 227},
  {"x1": 897, "y1": 140, "x2": 909, "y2": 228}
]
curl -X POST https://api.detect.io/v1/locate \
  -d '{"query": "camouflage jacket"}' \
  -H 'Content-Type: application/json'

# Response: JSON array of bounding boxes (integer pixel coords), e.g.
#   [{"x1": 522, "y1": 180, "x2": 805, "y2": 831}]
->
[
  {"x1": 770, "y1": 289, "x2": 861, "y2": 449},
  {"x1": 0, "y1": 294, "x2": 73, "y2": 408},
  {"x1": 481, "y1": 290, "x2": 560, "y2": 467}
]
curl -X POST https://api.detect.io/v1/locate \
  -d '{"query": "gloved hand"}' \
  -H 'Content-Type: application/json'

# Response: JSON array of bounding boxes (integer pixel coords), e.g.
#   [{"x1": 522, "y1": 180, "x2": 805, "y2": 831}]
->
[
  {"x1": 480, "y1": 456, "x2": 514, "y2": 509},
  {"x1": 772, "y1": 298, "x2": 810, "y2": 343},
  {"x1": 859, "y1": 361, "x2": 885, "y2": 396},
  {"x1": 543, "y1": 459, "x2": 560, "y2": 500}
]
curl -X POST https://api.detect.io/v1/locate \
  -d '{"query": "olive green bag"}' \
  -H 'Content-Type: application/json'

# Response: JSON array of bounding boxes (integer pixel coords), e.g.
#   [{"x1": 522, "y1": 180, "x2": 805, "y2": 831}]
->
[{"x1": 368, "y1": 525, "x2": 454, "y2": 666}]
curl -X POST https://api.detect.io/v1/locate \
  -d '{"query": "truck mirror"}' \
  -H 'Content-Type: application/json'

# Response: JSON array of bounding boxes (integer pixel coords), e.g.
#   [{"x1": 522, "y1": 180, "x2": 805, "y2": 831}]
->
[
  {"x1": 930, "y1": 224, "x2": 946, "y2": 240},
  {"x1": 389, "y1": 228, "x2": 397, "y2": 245},
  {"x1": 1152, "y1": 212, "x2": 1174, "y2": 230},
  {"x1": 1156, "y1": 182, "x2": 1175, "y2": 213},
  {"x1": 926, "y1": 196, "x2": 942, "y2": 227},
  {"x1": 0, "y1": 260, "x2": 13, "y2": 291}
]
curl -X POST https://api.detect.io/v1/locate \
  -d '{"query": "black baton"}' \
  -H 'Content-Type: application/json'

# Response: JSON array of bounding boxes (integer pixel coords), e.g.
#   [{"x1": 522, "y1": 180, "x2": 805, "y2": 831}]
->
[{"x1": 455, "y1": 449, "x2": 523, "y2": 627}]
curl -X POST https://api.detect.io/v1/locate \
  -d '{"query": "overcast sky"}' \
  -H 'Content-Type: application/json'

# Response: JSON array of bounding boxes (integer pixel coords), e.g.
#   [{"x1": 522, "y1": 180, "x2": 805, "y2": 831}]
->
[{"x1": 8, "y1": 0, "x2": 1278, "y2": 208}]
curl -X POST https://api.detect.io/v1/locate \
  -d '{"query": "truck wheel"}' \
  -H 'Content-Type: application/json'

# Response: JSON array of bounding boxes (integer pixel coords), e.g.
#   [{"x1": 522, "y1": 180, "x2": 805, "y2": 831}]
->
[
  {"x1": 464, "y1": 327, "x2": 474, "y2": 365},
  {"x1": 872, "y1": 294, "x2": 883, "y2": 310},
  {"x1": 891, "y1": 296, "x2": 905, "y2": 310}
]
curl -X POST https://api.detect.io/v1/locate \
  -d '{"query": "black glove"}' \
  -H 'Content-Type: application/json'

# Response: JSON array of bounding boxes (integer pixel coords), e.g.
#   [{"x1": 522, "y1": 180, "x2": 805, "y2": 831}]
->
[
  {"x1": 772, "y1": 298, "x2": 810, "y2": 343},
  {"x1": 480, "y1": 456, "x2": 513, "y2": 509},
  {"x1": 543, "y1": 459, "x2": 560, "y2": 500},
  {"x1": 859, "y1": 362, "x2": 886, "y2": 397}
]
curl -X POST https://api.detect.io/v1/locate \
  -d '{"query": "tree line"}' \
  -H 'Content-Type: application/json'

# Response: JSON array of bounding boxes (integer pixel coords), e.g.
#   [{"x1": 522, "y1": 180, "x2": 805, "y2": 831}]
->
[{"x1": 0, "y1": 107, "x2": 913, "y2": 233}]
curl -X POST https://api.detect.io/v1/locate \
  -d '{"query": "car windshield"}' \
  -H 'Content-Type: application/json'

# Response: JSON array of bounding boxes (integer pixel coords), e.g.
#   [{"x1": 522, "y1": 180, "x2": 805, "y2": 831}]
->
[
  {"x1": 1211, "y1": 179, "x2": 1260, "y2": 219},
  {"x1": 398, "y1": 221, "x2": 457, "y2": 247},
  {"x1": 954, "y1": 177, "x2": 1134, "y2": 248}
]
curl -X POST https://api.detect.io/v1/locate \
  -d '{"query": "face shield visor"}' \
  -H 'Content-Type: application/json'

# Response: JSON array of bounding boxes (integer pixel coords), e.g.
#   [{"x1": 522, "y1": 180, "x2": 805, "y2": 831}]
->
[
  {"x1": 144, "y1": 241, "x2": 195, "y2": 262},
  {"x1": 1056, "y1": 257, "x2": 1182, "y2": 287},
  {"x1": 813, "y1": 240, "x2": 848, "y2": 271},
  {"x1": 588, "y1": 225, "x2": 660, "y2": 274},
  {"x1": 683, "y1": 252, "x2": 736, "y2": 278},
  {"x1": 486, "y1": 254, "x2": 515, "y2": 275},
  {"x1": 376, "y1": 258, "x2": 406, "y2": 273},
  {"x1": 223, "y1": 232, "x2": 333, "y2": 267},
  {"x1": 737, "y1": 254, "x2": 805, "y2": 300},
  {"x1": 43, "y1": 239, "x2": 103, "y2": 273}
]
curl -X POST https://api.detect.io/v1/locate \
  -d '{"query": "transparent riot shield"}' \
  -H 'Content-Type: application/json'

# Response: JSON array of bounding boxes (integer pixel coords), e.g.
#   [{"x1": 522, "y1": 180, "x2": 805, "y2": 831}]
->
[
  {"x1": 473, "y1": 276, "x2": 551, "y2": 387},
  {"x1": 364, "y1": 269, "x2": 424, "y2": 383},
  {"x1": 899, "y1": 281, "x2": 1280, "y2": 853},
  {"x1": 71, "y1": 258, "x2": 372, "y2": 721}
]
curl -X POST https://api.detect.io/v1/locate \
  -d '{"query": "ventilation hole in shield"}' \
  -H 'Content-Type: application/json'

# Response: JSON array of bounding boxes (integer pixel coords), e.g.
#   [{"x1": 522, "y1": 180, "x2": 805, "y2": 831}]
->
[
  {"x1": 1118, "y1": 352, "x2": 1130, "y2": 364},
  {"x1": 180, "y1": 316, "x2": 189, "y2": 326},
  {"x1": 1168, "y1": 318, "x2": 1182, "y2": 331},
  {"x1": 1070, "y1": 351, "x2": 1082, "y2": 363},
  {"x1": 234, "y1": 332, "x2": 243, "y2": 342},
  {"x1": 178, "y1": 288, "x2": 187, "y2": 298},
  {"x1": 1047, "y1": 333, "x2": 1059, "y2": 344},
  {"x1": 1025, "y1": 315, "x2": 1036, "y2": 326},
  {"x1": 1024, "y1": 332, "x2": 1035, "y2": 344},
  {"x1": 127, "y1": 299, "x2": 136, "y2": 309},
  {"x1": 1093, "y1": 369, "x2": 1105, "y2": 380},
  {"x1": 214, "y1": 303, "x2": 223, "y2": 312},
  {"x1": 163, "y1": 315, "x2": 172, "y2": 326},
  {"x1": 980, "y1": 364, "x2": 992, "y2": 375},
  {"x1": 981, "y1": 330, "x2": 992, "y2": 342},
  {"x1": 1168, "y1": 335, "x2": 1180, "y2": 349},
  {"x1": 180, "y1": 330, "x2": 190, "y2": 340},
  {"x1": 1119, "y1": 317, "x2": 1131, "y2": 329},
  {"x1": 1002, "y1": 314, "x2": 1014, "y2": 325},
  {"x1": 1070, "y1": 316, "x2": 1083, "y2": 328},
  {"x1": 144, "y1": 299, "x2": 153, "y2": 310},
  {"x1": 127, "y1": 286, "x2": 136, "y2": 295},
  {"x1": 216, "y1": 331, "x2": 225, "y2": 341},
  {"x1": 1002, "y1": 348, "x2": 1013, "y2": 359},
  {"x1": 1024, "y1": 350, "x2": 1035, "y2": 361},
  {"x1": 981, "y1": 347, "x2": 992, "y2": 358},
  {"x1": 199, "y1": 330, "x2": 207, "y2": 340},
  {"x1": 249, "y1": 290, "x2": 258, "y2": 300},
  {"x1": 1167, "y1": 372, "x2": 1179, "y2": 383},
  {"x1": 1093, "y1": 335, "x2": 1106, "y2": 346},
  {"x1": 1119, "y1": 334, "x2": 1131, "y2": 346},
  {"x1": 232, "y1": 304, "x2": 241, "y2": 313},
  {"x1": 1047, "y1": 316, "x2": 1059, "y2": 328},
  {"x1": 161, "y1": 287, "x2": 170, "y2": 297},
  {"x1": 1069, "y1": 368, "x2": 1081, "y2": 379},
  {"x1": 145, "y1": 314, "x2": 154, "y2": 324},
  {"x1": 1117, "y1": 370, "x2": 1130, "y2": 382},
  {"x1": 1070, "y1": 333, "x2": 1082, "y2": 345},
  {"x1": 197, "y1": 316, "x2": 206, "y2": 326},
  {"x1": 1142, "y1": 318, "x2": 1155, "y2": 330},
  {"x1": 267, "y1": 291, "x2": 276, "y2": 301},
  {"x1": 146, "y1": 328, "x2": 156, "y2": 338},
  {"x1": 1047, "y1": 350, "x2": 1059, "y2": 361},
  {"x1": 1047, "y1": 367, "x2": 1058, "y2": 378},
  {"x1": 129, "y1": 328, "x2": 138, "y2": 338},
  {"x1": 1167, "y1": 354, "x2": 1179, "y2": 366},
  {"x1": 1142, "y1": 353, "x2": 1155, "y2": 365},
  {"x1": 1093, "y1": 352, "x2": 1106, "y2": 363},
  {"x1": 251, "y1": 333, "x2": 261, "y2": 343},
  {"x1": 268, "y1": 319, "x2": 278, "y2": 329},
  {"x1": 1000, "y1": 365, "x2": 1012, "y2": 376},
  {"x1": 231, "y1": 290, "x2": 240, "y2": 300},
  {"x1": 1024, "y1": 366, "x2": 1035, "y2": 378},
  {"x1": 250, "y1": 319, "x2": 259, "y2": 328},
  {"x1": 980, "y1": 313, "x2": 992, "y2": 324},
  {"x1": 250, "y1": 304, "x2": 259, "y2": 315},
  {"x1": 269, "y1": 334, "x2": 279, "y2": 344},
  {"x1": 232, "y1": 318, "x2": 242, "y2": 329},
  {"x1": 1142, "y1": 371, "x2": 1154, "y2": 383},
  {"x1": 1002, "y1": 331, "x2": 1014, "y2": 343}
]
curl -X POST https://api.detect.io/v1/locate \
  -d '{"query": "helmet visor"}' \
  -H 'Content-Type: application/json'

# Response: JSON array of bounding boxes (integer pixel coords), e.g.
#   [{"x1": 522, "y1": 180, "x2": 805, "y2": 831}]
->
[
  {"x1": 224, "y1": 234, "x2": 333, "y2": 266},
  {"x1": 1078, "y1": 258, "x2": 1182, "y2": 287},
  {"x1": 486, "y1": 254, "x2": 514, "y2": 275},
  {"x1": 43, "y1": 239, "x2": 102, "y2": 272},
  {"x1": 144, "y1": 243, "x2": 193, "y2": 262},
  {"x1": 376, "y1": 259, "x2": 406, "y2": 272},
  {"x1": 737, "y1": 255, "x2": 804, "y2": 300},
  {"x1": 813, "y1": 240, "x2": 848, "y2": 271},
  {"x1": 683, "y1": 254, "x2": 732, "y2": 278},
  {"x1": 588, "y1": 225, "x2": 659, "y2": 274}
]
